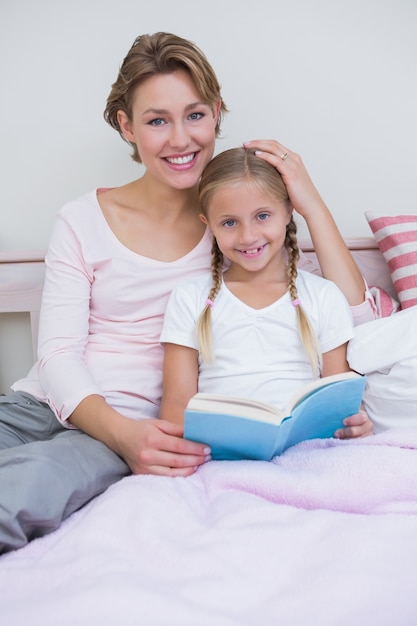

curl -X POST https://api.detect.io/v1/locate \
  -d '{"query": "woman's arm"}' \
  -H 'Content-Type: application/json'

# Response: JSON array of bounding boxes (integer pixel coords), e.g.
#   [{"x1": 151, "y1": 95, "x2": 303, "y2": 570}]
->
[
  {"x1": 37, "y1": 210, "x2": 102, "y2": 420},
  {"x1": 70, "y1": 395, "x2": 210, "y2": 476},
  {"x1": 38, "y1": 208, "x2": 209, "y2": 476},
  {"x1": 159, "y1": 343, "x2": 199, "y2": 425},
  {"x1": 244, "y1": 140, "x2": 367, "y2": 306},
  {"x1": 321, "y1": 343, "x2": 373, "y2": 439}
]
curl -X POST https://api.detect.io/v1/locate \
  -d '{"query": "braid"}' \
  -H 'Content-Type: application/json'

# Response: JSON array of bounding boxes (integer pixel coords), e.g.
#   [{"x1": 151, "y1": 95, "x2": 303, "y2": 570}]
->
[
  {"x1": 285, "y1": 218, "x2": 299, "y2": 302},
  {"x1": 196, "y1": 239, "x2": 224, "y2": 362},
  {"x1": 285, "y1": 218, "x2": 322, "y2": 376}
]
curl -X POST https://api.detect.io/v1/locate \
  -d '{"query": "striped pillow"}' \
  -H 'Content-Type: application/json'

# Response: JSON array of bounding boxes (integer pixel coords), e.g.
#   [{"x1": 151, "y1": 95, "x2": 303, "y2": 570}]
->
[
  {"x1": 369, "y1": 286, "x2": 400, "y2": 317},
  {"x1": 365, "y1": 212, "x2": 417, "y2": 309}
]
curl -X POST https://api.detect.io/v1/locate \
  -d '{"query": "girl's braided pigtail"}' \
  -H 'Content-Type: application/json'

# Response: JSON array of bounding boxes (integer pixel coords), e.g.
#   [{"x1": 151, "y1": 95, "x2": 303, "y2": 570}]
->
[
  {"x1": 285, "y1": 218, "x2": 322, "y2": 376},
  {"x1": 196, "y1": 238, "x2": 224, "y2": 362}
]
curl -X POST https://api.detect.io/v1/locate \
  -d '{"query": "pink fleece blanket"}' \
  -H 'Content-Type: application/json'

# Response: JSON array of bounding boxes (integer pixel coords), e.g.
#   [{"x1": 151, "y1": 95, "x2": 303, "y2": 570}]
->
[{"x1": 1, "y1": 428, "x2": 417, "y2": 625}]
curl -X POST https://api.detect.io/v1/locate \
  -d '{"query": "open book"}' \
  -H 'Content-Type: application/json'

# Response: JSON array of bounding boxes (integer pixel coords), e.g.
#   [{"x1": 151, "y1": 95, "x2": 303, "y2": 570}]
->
[{"x1": 184, "y1": 371, "x2": 366, "y2": 461}]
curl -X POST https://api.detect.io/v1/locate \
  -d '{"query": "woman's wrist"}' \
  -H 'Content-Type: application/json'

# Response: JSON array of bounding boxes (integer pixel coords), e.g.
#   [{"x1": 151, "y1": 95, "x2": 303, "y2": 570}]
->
[{"x1": 69, "y1": 394, "x2": 128, "y2": 454}]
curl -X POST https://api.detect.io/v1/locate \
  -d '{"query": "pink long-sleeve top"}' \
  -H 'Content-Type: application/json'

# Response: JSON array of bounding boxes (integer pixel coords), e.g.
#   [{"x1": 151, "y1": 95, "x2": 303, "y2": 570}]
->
[
  {"x1": 13, "y1": 189, "x2": 376, "y2": 424},
  {"x1": 13, "y1": 190, "x2": 213, "y2": 422}
]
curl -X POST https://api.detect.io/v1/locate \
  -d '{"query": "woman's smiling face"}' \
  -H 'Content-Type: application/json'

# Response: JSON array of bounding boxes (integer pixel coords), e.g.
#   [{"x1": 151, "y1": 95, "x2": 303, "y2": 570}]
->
[{"x1": 117, "y1": 69, "x2": 221, "y2": 191}]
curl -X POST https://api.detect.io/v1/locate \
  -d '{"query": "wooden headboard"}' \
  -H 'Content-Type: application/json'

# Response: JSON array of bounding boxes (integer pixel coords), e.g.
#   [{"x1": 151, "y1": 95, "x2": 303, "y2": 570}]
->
[{"x1": 0, "y1": 251, "x2": 45, "y2": 357}]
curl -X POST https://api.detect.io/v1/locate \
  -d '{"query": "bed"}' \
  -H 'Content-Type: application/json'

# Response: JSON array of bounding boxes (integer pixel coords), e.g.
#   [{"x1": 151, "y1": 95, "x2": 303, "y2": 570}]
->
[{"x1": 0, "y1": 238, "x2": 416, "y2": 626}]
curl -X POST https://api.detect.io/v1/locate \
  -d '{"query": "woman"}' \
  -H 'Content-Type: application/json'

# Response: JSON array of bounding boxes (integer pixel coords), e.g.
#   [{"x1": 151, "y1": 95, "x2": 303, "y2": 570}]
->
[{"x1": 0, "y1": 32, "x2": 374, "y2": 553}]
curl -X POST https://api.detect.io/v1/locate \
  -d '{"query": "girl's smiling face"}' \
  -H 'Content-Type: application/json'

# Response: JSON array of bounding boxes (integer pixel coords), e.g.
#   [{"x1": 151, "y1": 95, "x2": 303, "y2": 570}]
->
[
  {"x1": 117, "y1": 69, "x2": 221, "y2": 191},
  {"x1": 201, "y1": 181, "x2": 292, "y2": 276}
]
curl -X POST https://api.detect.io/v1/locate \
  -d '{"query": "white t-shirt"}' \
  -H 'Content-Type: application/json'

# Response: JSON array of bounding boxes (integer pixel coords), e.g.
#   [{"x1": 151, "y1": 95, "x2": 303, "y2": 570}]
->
[{"x1": 160, "y1": 271, "x2": 354, "y2": 412}]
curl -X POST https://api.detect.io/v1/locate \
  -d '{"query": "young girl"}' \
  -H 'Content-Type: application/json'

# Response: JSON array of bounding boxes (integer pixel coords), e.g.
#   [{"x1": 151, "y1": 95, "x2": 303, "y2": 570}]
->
[
  {"x1": 159, "y1": 147, "x2": 366, "y2": 433},
  {"x1": 0, "y1": 33, "x2": 373, "y2": 553}
]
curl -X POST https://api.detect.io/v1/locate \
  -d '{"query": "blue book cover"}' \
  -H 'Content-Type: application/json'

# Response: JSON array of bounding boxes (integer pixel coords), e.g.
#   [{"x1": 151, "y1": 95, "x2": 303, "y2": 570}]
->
[{"x1": 184, "y1": 373, "x2": 367, "y2": 461}]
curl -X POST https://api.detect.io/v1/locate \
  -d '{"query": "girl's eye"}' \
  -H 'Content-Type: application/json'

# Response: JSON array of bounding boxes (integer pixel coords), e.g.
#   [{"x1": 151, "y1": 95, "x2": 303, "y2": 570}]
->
[
  {"x1": 189, "y1": 112, "x2": 204, "y2": 121},
  {"x1": 223, "y1": 219, "x2": 236, "y2": 228},
  {"x1": 148, "y1": 118, "x2": 165, "y2": 126},
  {"x1": 257, "y1": 212, "x2": 270, "y2": 221}
]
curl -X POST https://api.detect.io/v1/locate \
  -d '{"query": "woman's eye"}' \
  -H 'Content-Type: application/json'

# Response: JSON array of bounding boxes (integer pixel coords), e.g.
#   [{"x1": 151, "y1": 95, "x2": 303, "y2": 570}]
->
[
  {"x1": 189, "y1": 112, "x2": 204, "y2": 121},
  {"x1": 149, "y1": 118, "x2": 165, "y2": 126},
  {"x1": 223, "y1": 219, "x2": 236, "y2": 228}
]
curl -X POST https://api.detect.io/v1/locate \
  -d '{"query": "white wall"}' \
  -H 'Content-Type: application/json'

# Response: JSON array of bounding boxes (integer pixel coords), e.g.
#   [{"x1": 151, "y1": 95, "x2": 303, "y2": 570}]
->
[
  {"x1": 2, "y1": 0, "x2": 417, "y2": 250},
  {"x1": 1, "y1": 0, "x2": 417, "y2": 389}
]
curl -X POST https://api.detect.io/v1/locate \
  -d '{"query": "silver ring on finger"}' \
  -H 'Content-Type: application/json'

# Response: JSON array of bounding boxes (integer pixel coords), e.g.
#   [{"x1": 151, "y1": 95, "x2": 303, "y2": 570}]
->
[{"x1": 280, "y1": 152, "x2": 289, "y2": 161}]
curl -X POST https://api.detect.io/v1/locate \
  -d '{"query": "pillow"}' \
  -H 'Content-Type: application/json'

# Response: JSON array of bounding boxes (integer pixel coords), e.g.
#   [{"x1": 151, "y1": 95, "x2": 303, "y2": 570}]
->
[
  {"x1": 348, "y1": 307, "x2": 417, "y2": 372},
  {"x1": 347, "y1": 308, "x2": 417, "y2": 433},
  {"x1": 365, "y1": 212, "x2": 417, "y2": 309},
  {"x1": 359, "y1": 356, "x2": 417, "y2": 433},
  {"x1": 369, "y1": 285, "x2": 400, "y2": 318}
]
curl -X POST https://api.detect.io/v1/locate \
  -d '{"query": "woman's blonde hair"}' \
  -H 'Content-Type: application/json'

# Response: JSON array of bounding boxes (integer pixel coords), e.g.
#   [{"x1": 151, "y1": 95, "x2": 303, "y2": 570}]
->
[
  {"x1": 197, "y1": 147, "x2": 322, "y2": 376},
  {"x1": 104, "y1": 32, "x2": 228, "y2": 163}
]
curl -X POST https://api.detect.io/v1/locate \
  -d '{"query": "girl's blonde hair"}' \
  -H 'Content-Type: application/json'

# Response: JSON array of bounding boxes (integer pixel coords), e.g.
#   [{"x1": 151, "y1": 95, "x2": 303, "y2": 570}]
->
[
  {"x1": 197, "y1": 147, "x2": 322, "y2": 376},
  {"x1": 104, "y1": 32, "x2": 228, "y2": 163}
]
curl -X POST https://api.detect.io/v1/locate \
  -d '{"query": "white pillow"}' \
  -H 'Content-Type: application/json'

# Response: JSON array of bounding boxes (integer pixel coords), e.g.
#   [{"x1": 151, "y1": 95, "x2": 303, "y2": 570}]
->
[
  {"x1": 347, "y1": 308, "x2": 417, "y2": 433},
  {"x1": 359, "y1": 357, "x2": 417, "y2": 433}
]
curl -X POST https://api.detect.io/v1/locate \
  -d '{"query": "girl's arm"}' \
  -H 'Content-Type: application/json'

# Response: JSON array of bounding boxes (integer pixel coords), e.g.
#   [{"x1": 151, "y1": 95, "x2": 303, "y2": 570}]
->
[
  {"x1": 160, "y1": 343, "x2": 200, "y2": 425},
  {"x1": 321, "y1": 343, "x2": 373, "y2": 439},
  {"x1": 320, "y1": 343, "x2": 352, "y2": 378},
  {"x1": 244, "y1": 140, "x2": 369, "y2": 307}
]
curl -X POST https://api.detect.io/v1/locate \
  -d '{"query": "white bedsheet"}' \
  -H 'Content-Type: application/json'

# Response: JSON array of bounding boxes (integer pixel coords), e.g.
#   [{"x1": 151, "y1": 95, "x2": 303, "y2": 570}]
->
[{"x1": 1, "y1": 428, "x2": 417, "y2": 626}]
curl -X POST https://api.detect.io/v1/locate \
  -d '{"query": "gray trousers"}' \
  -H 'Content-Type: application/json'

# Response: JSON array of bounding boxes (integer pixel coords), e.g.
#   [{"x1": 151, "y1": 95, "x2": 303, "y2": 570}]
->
[{"x1": 0, "y1": 391, "x2": 130, "y2": 554}]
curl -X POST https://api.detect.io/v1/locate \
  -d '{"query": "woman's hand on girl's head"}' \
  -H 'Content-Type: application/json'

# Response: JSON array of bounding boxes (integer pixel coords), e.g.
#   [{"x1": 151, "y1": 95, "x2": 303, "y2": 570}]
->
[
  {"x1": 243, "y1": 139, "x2": 326, "y2": 220},
  {"x1": 114, "y1": 417, "x2": 211, "y2": 476}
]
